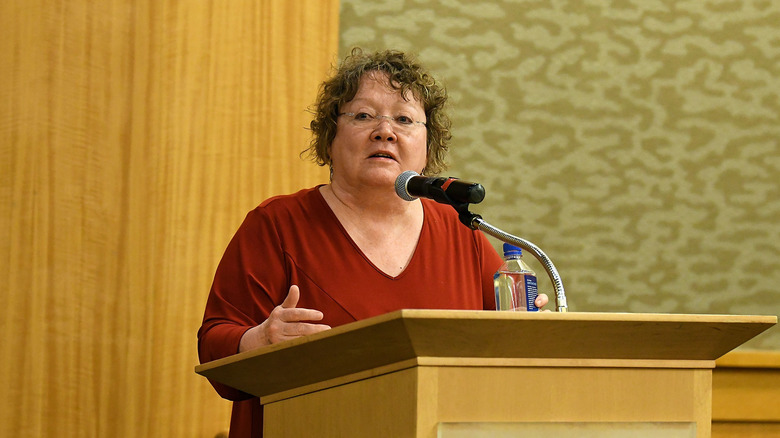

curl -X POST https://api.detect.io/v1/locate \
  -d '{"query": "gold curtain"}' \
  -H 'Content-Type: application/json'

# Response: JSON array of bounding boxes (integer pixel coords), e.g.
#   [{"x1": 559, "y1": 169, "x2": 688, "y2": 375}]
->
[{"x1": 0, "y1": 0, "x2": 337, "y2": 436}]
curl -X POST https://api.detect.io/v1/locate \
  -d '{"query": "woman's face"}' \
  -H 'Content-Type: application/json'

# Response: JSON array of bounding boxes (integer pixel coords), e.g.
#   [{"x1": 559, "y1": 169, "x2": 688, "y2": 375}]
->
[{"x1": 329, "y1": 72, "x2": 427, "y2": 192}]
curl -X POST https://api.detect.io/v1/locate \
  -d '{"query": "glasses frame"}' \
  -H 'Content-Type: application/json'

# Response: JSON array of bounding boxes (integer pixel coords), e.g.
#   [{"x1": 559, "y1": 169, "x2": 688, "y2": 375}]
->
[{"x1": 338, "y1": 112, "x2": 427, "y2": 130}]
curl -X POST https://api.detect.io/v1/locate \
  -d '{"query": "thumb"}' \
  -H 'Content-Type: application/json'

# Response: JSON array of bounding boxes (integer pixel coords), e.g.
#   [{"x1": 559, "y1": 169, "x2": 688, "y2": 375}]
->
[{"x1": 281, "y1": 285, "x2": 300, "y2": 309}]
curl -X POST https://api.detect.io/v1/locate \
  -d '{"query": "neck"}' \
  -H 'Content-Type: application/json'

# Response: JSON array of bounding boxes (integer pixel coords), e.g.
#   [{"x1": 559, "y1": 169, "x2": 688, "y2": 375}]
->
[
  {"x1": 320, "y1": 180, "x2": 421, "y2": 225},
  {"x1": 319, "y1": 181, "x2": 425, "y2": 277}
]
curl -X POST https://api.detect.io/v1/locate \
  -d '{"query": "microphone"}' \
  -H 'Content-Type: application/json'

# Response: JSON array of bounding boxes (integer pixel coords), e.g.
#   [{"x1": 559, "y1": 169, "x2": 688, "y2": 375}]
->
[{"x1": 394, "y1": 171, "x2": 485, "y2": 205}]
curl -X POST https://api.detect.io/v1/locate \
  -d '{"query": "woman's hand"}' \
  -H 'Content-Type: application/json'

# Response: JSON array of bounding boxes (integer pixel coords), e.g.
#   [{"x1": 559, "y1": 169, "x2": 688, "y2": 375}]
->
[
  {"x1": 535, "y1": 293, "x2": 550, "y2": 310},
  {"x1": 239, "y1": 285, "x2": 331, "y2": 352}
]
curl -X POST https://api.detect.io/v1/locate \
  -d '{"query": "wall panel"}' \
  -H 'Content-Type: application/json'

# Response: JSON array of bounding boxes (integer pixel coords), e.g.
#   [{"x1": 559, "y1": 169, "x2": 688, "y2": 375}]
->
[
  {"x1": 340, "y1": 0, "x2": 780, "y2": 349},
  {"x1": 0, "y1": 1, "x2": 337, "y2": 436}
]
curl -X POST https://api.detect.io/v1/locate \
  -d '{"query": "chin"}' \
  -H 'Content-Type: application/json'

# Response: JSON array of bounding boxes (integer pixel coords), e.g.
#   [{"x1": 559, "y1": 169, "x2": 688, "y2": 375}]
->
[{"x1": 359, "y1": 170, "x2": 398, "y2": 188}]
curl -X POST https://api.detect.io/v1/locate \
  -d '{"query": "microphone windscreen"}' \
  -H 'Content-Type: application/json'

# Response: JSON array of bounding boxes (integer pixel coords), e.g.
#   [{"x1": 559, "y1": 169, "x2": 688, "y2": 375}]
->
[{"x1": 394, "y1": 171, "x2": 419, "y2": 201}]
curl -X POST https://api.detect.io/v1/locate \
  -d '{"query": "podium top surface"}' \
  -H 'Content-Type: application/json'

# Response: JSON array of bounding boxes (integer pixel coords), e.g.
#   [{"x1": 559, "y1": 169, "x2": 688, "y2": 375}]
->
[{"x1": 195, "y1": 310, "x2": 776, "y2": 399}]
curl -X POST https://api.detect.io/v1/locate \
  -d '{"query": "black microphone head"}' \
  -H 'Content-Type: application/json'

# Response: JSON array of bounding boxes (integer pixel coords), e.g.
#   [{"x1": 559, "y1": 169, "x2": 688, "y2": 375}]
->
[{"x1": 395, "y1": 170, "x2": 419, "y2": 201}]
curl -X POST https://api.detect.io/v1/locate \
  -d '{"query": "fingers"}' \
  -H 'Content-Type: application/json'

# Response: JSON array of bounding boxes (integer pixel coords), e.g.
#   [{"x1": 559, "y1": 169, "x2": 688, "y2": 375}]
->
[
  {"x1": 278, "y1": 285, "x2": 323, "y2": 321},
  {"x1": 276, "y1": 322, "x2": 331, "y2": 341},
  {"x1": 535, "y1": 293, "x2": 550, "y2": 309},
  {"x1": 281, "y1": 284, "x2": 300, "y2": 309},
  {"x1": 263, "y1": 285, "x2": 330, "y2": 345},
  {"x1": 279, "y1": 307, "x2": 324, "y2": 323},
  {"x1": 265, "y1": 318, "x2": 331, "y2": 344}
]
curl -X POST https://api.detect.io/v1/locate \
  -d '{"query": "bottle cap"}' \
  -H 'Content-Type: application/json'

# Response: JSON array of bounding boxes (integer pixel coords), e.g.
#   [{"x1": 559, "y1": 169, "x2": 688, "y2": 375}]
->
[{"x1": 502, "y1": 243, "x2": 522, "y2": 257}]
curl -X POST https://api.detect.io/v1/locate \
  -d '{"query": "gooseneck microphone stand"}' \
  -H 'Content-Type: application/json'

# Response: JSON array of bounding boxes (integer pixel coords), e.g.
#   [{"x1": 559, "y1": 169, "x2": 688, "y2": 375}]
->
[
  {"x1": 456, "y1": 205, "x2": 569, "y2": 313},
  {"x1": 395, "y1": 171, "x2": 569, "y2": 312}
]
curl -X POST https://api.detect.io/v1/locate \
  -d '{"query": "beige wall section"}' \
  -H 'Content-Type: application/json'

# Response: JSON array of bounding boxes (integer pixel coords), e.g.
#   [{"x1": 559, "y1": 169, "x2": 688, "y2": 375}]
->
[
  {"x1": 0, "y1": 1, "x2": 336, "y2": 437},
  {"x1": 340, "y1": 0, "x2": 780, "y2": 349}
]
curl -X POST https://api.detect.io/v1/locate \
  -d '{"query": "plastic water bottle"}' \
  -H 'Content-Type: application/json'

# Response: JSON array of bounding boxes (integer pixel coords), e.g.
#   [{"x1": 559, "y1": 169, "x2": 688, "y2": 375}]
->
[{"x1": 494, "y1": 243, "x2": 539, "y2": 311}]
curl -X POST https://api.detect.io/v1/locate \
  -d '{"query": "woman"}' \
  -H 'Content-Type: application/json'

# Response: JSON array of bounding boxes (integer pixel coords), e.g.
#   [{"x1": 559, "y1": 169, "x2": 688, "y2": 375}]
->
[{"x1": 198, "y1": 48, "x2": 548, "y2": 438}]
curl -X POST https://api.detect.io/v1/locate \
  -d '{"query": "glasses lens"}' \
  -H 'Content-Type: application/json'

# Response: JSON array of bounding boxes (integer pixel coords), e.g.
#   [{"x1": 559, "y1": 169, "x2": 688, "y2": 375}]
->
[{"x1": 345, "y1": 113, "x2": 421, "y2": 132}]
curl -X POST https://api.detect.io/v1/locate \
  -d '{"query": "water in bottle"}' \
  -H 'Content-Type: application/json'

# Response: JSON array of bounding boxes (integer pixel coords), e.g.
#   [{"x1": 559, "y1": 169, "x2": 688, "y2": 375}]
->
[{"x1": 494, "y1": 243, "x2": 539, "y2": 311}]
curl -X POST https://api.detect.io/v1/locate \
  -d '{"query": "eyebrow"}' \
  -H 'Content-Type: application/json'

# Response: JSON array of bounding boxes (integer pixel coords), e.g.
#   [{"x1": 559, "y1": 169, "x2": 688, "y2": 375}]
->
[{"x1": 346, "y1": 97, "x2": 423, "y2": 113}]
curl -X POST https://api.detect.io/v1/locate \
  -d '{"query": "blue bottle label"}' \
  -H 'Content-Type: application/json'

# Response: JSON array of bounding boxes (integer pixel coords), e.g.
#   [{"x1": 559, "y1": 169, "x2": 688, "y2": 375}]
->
[{"x1": 525, "y1": 275, "x2": 539, "y2": 311}]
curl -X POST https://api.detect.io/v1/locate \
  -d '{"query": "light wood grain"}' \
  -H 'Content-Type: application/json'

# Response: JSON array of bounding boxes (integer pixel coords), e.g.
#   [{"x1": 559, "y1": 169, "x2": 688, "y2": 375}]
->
[
  {"x1": 265, "y1": 367, "x2": 421, "y2": 437},
  {"x1": 0, "y1": 0, "x2": 337, "y2": 436},
  {"x1": 712, "y1": 350, "x2": 780, "y2": 438},
  {"x1": 201, "y1": 311, "x2": 773, "y2": 438},
  {"x1": 712, "y1": 423, "x2": 780, "y2": 438},
  {"x1": 263, "y1": 364, "x2": 713, "y2": 438},
  {"x1": 715, "y1": 350, "x2": 780, "y2": 368},
  {"x1": 196, "y1": 310, "x2": 775, "y2": 399},
  {"x1": 432, "y1": 367, "x2": 711, "y2": 434}
]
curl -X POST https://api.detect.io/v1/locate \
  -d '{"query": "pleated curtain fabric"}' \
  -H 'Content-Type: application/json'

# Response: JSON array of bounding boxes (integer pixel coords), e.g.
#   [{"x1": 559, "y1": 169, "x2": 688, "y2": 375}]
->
[{"x1": 0, "y1": 1, "x2": 337, "y2": 436}]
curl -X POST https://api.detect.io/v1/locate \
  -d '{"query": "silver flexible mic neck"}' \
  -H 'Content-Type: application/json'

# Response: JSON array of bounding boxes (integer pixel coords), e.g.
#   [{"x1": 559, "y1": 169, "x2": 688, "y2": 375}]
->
[{"x1": 394, "y1": 171, "x2": 569, "y2": 312}]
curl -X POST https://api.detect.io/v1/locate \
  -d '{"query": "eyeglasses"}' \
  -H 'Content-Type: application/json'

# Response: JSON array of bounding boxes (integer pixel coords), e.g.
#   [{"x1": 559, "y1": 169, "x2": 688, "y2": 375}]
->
[{"x1": 338, "y1": 112, "x2": 426, "y2": 132}]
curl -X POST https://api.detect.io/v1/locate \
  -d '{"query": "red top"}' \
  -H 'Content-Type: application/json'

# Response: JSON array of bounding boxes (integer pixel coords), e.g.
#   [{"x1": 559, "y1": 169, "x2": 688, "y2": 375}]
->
[{"x1": 198, "y1": 186, "x2": 502, "y2": 437}]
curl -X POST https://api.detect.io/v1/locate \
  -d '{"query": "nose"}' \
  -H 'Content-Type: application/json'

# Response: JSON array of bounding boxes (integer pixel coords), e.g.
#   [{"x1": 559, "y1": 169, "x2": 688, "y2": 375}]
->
[{"x1": 371, "y1": 118, "x2": 397, "y2": 142}]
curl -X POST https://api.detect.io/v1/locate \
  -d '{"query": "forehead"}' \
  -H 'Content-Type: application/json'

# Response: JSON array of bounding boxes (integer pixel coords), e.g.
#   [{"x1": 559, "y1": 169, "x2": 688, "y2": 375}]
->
[{"x1": 349, "y1": 71, "x2": 422, "y2": 108}]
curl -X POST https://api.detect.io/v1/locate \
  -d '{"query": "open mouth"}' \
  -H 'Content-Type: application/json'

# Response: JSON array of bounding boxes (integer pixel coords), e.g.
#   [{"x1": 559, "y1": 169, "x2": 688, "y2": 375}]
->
[{"x1": 369, "y1": 153, "x2": 396, "y2": 160}]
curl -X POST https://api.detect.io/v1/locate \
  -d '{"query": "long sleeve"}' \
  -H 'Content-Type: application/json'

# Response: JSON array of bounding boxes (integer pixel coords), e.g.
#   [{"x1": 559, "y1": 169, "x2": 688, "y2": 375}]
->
[{"x1": 197, "y1": 207, "x2": 288, "y2": 400}]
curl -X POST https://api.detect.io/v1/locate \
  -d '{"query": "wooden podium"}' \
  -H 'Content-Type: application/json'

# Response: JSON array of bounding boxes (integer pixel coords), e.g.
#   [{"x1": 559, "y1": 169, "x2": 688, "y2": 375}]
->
[{"x1": 195, "y1": 310, "x2": 776, "y2": 438}]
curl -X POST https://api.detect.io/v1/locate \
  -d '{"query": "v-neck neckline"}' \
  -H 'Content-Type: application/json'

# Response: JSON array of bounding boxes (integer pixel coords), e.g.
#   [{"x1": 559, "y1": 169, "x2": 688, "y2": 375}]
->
[{"x1": 315, "y1": 186, "x2": 425, "y2": 279}]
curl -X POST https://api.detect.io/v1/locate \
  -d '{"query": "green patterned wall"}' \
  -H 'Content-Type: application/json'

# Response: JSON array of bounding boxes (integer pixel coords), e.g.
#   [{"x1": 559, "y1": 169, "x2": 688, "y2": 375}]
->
[{"x1": 339, "y1": 0, "x2": 779, "y2": 348}]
